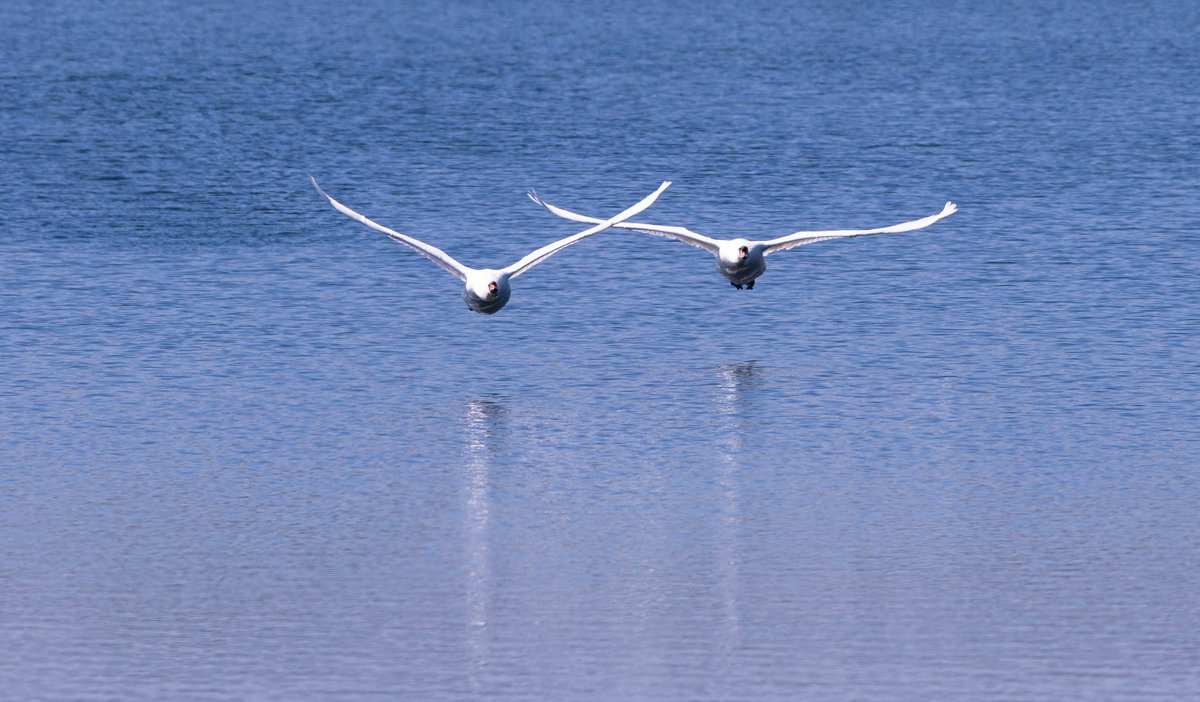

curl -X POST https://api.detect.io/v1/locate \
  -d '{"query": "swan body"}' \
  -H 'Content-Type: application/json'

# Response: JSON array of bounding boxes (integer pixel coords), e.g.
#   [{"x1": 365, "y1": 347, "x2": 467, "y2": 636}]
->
[
  {"x1": 312, "y1": 178, "x2": 670, "y2": 314},
  {"x1": 463, "y1": 269, "x2": 510, "y2": 314},
  {"x1": 717, "y1": 240, "x2": 766, "y2": 289},
  {"x1": 527, "y1": 193, "x2": 957, "y2": 290}
]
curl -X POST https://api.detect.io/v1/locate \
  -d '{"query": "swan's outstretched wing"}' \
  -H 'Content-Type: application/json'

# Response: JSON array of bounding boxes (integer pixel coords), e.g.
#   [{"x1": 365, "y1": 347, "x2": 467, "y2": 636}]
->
[
  {"x1": 526, "y1": 191, "x2": 721, "y2": 254},
  {"x1": 762, "y1": 202, "x2": 957, "y2": 254},
  {"x1": 503, "y1": 181, "x2": 672, "y2": 278},
  {"x1": 310, "y1": 176, "x2": 471, "y2": 282}
]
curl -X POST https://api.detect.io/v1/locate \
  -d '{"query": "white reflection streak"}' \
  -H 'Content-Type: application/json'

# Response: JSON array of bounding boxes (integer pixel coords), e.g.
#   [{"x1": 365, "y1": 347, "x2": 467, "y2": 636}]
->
[
  {"x1": 715, "y1": 363, "x2": 752, "y2": 683},
  {"x1": 464, "y1": 398, "x2": 501, "y2": 694}
]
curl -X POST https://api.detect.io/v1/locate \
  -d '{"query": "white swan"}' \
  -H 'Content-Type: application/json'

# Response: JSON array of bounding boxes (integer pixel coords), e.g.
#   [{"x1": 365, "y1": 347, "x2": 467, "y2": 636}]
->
[
  {"x1": 311, "y1": 178, "x2": 671, "y2": 313},
  {"x1": 527, "y1": 192, "x2": 957, "y2": 290}
]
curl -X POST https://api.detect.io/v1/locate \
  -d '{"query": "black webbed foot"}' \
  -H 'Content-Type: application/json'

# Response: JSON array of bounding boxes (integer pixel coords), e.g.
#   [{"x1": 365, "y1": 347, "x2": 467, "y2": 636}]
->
[
  {"x1": 746, "y1": 280, "x2": 755, "y2": 290},
  {"x1": 730, "y1": 281, "x2": 743, "y2": 290}
]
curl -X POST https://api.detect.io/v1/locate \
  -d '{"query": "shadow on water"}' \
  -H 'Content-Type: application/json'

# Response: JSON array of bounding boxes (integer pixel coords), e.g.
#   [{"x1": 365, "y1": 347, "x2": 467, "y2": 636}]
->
[
  {"x1": 462, "y1": 395, "x2": 508, "y2": 694},
  {"x1": 713, "y1": 361, "x2": 759, "y2": 676}
]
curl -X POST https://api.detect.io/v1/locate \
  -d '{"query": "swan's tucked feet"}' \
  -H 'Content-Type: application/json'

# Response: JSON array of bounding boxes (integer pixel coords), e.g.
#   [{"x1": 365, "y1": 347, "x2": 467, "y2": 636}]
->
[
  {"x1": 746, "y1": 280, "x2": 755, "y2": 290},
  {"x1": 730, "y1": 281, "x2": 743, "y2": 290}
]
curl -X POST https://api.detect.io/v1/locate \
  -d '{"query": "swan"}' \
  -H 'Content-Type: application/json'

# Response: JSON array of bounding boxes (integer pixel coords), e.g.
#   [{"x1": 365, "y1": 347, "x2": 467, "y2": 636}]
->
[
  {"x1": 527, "y1": 192, "x2": 957, "y2": 290},
  {"x1": 311, "y1": 178, "x2": 671, "y2": 313}
]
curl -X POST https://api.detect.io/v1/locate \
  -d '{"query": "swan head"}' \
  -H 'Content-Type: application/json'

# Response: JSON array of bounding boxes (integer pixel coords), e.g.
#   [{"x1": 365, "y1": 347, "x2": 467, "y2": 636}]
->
[
  {"x1": 737, "y1": 245, "x2": 749, "y2": 260},
  {"x1": 486, "y1": 281, "x2": 498, "y2": 299}
]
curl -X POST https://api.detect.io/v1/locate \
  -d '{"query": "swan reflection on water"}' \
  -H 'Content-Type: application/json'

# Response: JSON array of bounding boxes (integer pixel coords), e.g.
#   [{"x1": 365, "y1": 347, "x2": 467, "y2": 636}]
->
[
  {"x1": 716, "y1": 361, "x2": 760, "y2": 432},
  {"x1": 463, "y1": 396, "x2": 508, "y2": 692},
  {"x1": 714, "y1": 361, "x2": 759, "y2": 675}
]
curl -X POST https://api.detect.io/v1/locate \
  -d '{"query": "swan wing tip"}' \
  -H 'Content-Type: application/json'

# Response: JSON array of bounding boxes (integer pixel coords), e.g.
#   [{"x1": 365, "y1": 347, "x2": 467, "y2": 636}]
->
[{"x1": 309, "y1": 175, "x2": 330, "y2": 200}]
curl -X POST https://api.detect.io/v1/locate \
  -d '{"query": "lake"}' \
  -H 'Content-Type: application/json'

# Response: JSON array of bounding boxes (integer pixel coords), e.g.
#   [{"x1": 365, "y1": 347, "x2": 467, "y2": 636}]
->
[{"x1": 2, "y1": 0, "x2": 1198, "y2": 699}]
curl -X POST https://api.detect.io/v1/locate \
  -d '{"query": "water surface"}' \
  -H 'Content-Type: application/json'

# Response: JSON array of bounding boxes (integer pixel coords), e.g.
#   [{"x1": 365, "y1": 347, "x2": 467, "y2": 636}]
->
[{"x1": 2, "y1": 0, "x2": 1199, "y2": 699}]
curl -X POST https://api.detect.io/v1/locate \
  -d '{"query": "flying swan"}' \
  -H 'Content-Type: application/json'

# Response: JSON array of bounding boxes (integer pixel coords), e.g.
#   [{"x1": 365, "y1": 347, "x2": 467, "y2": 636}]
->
[
  {"x1": 527, "y1": 192, "x2": 957, "y2": 290},
  {"x1": 311, "y1": 178, "x2": 671, "y2": 314}
]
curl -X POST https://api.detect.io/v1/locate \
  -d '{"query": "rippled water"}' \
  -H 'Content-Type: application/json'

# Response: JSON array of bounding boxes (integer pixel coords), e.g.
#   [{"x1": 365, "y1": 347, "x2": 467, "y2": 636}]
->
[{"x1": 3, "y1": 1, "x2": 1199, "y2": 699}]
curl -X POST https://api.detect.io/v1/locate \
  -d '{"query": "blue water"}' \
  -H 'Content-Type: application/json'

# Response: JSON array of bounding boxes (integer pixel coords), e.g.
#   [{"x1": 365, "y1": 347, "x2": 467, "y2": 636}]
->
[{"x1": 3, "y1": 1, "x2": 1199, "y2": 699}]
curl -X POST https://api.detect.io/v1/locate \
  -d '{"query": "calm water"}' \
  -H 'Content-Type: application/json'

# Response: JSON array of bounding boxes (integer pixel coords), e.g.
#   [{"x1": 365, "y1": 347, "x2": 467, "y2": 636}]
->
[{"x1": 3, "y1": 0, "x2": 1199, "y2": 699}]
